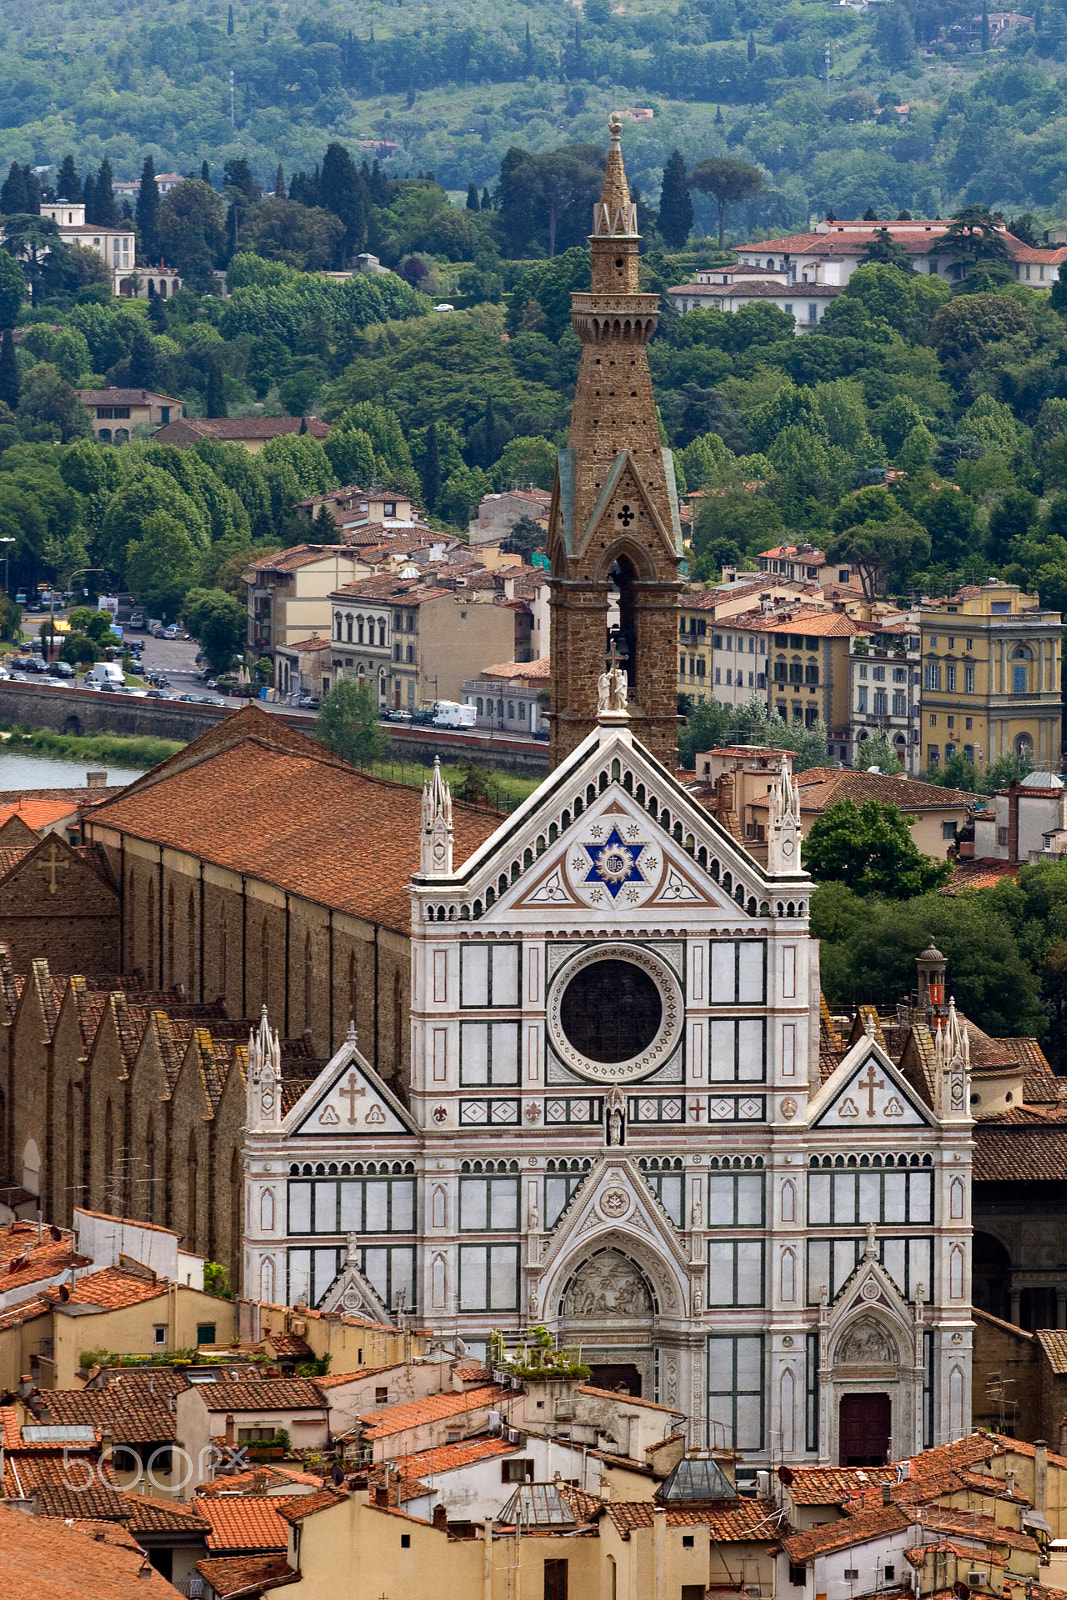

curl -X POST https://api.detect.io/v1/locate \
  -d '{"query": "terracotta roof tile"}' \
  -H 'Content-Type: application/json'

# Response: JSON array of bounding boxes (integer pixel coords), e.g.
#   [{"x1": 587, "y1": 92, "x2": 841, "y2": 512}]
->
[
  {"x1": 88, "y1": 726, "x2": 500, "y2": 935},
  {"x1": 389, "y1": 1436, "x2": 515, "y2": 1477},
  {"x1": 37, "y1": 1372, "x2": 187, "y2": 1445},
  {"x1": 122, "y1": 1492, "x2": 210, "y2": 1532},
  {"x1": 360, "y1": 1384, "x2": 510, "y2": 1439},
  {"x1": 0, "y1": 1501, "x2": 179, "y2": 1598},
  {"x1": 197, "y1": 1464, "x2": 326, "y2": 1495},
  {"x1": 42, "y1": 1265, "x2": 170, "y2": 1311},
  {"x1": 276, "y1": 1485, "x2": 347, "y2": 1523},
  {"x1": 783, "y1": 1504, "x2": 911, "y2": 1560},
  {"x1": 75, "y1": 388, "x2": 180, "y2": 406},
  {"x1": 476, "y1": 658, "x2": 550, "y2": 681},
  {"x1": 606, "y1": 1496, "x2": 781, "y2": 1537},
  {"x1": 199, "y1": 1496, "x2": 291, "y2": 1551},
  {"x1": 974, "y1": 1127, "x2": 1067, "y2": 1181},
  {"x1": 3, "y1": 1450, "x2": 129, "y2": 1518},
  {"x1": 201, "y1": 1380, "x2": 327, "y2": 1412},
  {"x1": 578, "y1": 1385, "x2": 683, "y2": 1413},
  {"x1": 781, "y1": 768, "x2": 977, "y2": 811},
  {"x1": 195, "y1": 1555, "x2": 299, "y2": 1597}
]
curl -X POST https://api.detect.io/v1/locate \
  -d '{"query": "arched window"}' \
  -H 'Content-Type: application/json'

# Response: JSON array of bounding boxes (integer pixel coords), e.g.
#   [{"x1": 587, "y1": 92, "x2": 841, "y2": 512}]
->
[
  {"x1": 356, "y1": 616, "x2": 364, "y2": 644},
  {"x1": 476, "y1": 698, "x2": 483, "y2": 716},
  {"x1": 304, "y1": 932, "x2": 313, "y2": 1033},
  {"x1": 218, "y1": 904, "x2": 227, "y2": 996},
  {"x1": 346, "y1": 614, "x2": 354, "y2": 643},
  {"x1": 378, "y1": 620, "x2": 386, "y2": 647},
  {"x1": 260, "y1": 918, "x2": 270, "y2": 1011},
  {"x1": 187, "y1": 1130, "x2": 199, "y2": 1249},
  {"x1": 334, "y1": 611, "x2": 342, "y2": 640},
  {"x1": 187, "y1": 890, "x2": 196, "y2": 996},
  {"x1": 146, "y1": 1116, "x2": 156, "y2": 1223}
]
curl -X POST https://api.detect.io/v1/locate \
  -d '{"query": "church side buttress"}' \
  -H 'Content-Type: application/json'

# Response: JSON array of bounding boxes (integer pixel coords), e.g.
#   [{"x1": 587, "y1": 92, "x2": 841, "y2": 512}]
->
[{"x1": 547, "y1": 115, "x2": 684, "y2": 769}]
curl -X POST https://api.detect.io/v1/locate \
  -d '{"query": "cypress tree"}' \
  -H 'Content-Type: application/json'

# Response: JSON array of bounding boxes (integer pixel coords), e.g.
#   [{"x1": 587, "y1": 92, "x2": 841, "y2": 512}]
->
[
  {"x1": 202, "y1": 160, "x2": 211, "y2": 185},
  {"x1": 658, "y1": 151, "x2": 693, "y2": 249},
  {"x1": 128, "y1": 326, "x2": 158, "y2": 388},
  {"x1": 24, "y1": 167, "x2": 41, "y2": 212},
  {"x1": 275, "y1": 163, "x2": 286, "y2": 199},
  {"x1": 483, "y1": 393, "x2": 496, "y2": 468},
  {"x1": 981, "y1": 1, "x2": 990, "y2": 48},
  {"x1": 82, "y1": 172, "x2": 96, "y2": 224},
  {"x1": 466, "y1": 183, "x2": 480, "y2": 211},
  {"x1": 481, "y1": 186, "x2": 492, "y2": 212},
  {"x1": 0, "y1": 163, "x2": 28, "y2": 216},
  {"x1": 136, "y1": 155, "x2": 160, "y2": 262},
  {"x1": 299, "y1": 414, "x2": 308, "y2": 435},
  {"x1": 96, "y1": 159, "x2": 118, "y2": 226},
  {"x1": 227, "y1": 2, "x2": 234, "y2": 33},
  {"x1": 715, "y1": 104, "x2": 724, "y2": 126},
  {"x1": 524, "y1": 20, "x2": 534, "y2": 75},
  {"x1": 205, "y1": 359, "x2": 227, "y2": 418},
  {"x1": 421, "y1": 421, "x2": 441, "y2": 512},
  {"x1": 56, "y1": 154, "x2": 83, "y2": 203},
  {"x1": 0, "y1": 329, "x2": 18, "y2": 412},
  {"x1": 747, "y1": 30, "x2": 756, "y2": 61}
]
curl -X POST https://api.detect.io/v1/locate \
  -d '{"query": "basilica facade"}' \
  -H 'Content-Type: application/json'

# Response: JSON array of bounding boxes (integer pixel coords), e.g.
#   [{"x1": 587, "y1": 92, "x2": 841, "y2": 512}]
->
[{"x1": 241, "y1": 122, "x2": 974, "y2": 1468}]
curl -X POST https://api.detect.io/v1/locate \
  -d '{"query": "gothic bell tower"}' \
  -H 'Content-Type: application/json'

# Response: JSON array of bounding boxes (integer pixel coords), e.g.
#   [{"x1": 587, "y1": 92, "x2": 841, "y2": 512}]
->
[{"x1": 546, "y1": 114, "x2": 683, "y2": 767}]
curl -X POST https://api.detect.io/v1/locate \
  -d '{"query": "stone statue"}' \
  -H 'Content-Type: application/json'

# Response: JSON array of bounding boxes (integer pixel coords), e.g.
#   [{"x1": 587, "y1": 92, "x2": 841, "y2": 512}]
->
[
  {"x1": 597, "y1": 668, "x2": 613, "y2": 713},
  {"x1": 609, "y1": 658, "x2": 628, "y2": 712},
  {"x1": 606, "y1": 1086, "x2": 625, "y2": 1146}
]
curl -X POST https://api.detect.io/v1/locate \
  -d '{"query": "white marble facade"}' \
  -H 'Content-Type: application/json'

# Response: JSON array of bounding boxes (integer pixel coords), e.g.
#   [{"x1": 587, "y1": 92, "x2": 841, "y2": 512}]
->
[{"x1": 243, "y1": 716, "x2": 973, "y2": 1466}]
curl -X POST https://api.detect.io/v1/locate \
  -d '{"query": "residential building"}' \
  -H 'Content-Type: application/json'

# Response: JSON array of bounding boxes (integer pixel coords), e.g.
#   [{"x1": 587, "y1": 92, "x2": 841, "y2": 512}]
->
[
  {"x1": 33, "y1": 202, "x2": 181, "y2": 298},
  {"x1": 292, "y1": 486, "x2": 422, "y2": 538},
  {"x1": 751, "y1": 606, "x2": 871, "y2": 748},
  {"x1": 677, "y1": 581, "x2": 830, "y2": 707},
  {"x1": 75, "y1": 387, "x2": 182, "y2": 443},
  {"x1": 468, "y1": 488, "x2": 551, "y2": 545},
  {"x1": 462, "y1": 658, "x2": 549, "y2": 734},
  {"x1": 274, "y1": 636, "x2": 333, "y2": 702},
  {"x1": 245, "y1": 546, "x2": 376, "y2": 663},
  {"x1": 0, "y1": 1502, "x2": 180, "y2": 1599},
  {"x1": 919, "y1": 581, "x2": 1063, "y2": 772},
  {"x1": 972, "y1": 772, "x2": 1067, "y2": 862},
  {"x1": 735, "y1": 217, "x2": 1067, "y2": 288},
  {"x1": 756, "y1": 542, "x2": 860, "y2": 590},
  {"x1": 667, "y1": 263, "x2": 842, "y2": 330},
  {"x1": 849, "y1": 617, "x2": 922, "y2": 776},
  {"x1": 328, "y1": 573, "x2": 519, "y2": 710},
  {"x1": 154, "y1": 416, "x2": 330, "y2": 454}
]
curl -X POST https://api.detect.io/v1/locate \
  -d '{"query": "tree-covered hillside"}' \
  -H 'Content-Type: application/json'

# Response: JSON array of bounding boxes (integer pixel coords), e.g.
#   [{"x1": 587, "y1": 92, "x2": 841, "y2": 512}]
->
[{"x1": 8, "y1": 0, "x2": 1067, "y2": 231}]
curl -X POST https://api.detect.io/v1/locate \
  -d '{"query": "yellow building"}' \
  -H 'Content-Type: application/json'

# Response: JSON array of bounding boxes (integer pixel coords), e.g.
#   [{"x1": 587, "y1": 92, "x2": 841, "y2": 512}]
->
[{"x1": 919, "y1": 583, "x2": 1062, "y2": 772}]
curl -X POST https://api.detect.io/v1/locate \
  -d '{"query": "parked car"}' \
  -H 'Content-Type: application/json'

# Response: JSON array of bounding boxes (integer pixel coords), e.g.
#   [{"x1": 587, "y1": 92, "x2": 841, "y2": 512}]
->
[
  {"x1": 145, "y1": 689, "x2": 172, "y2": 699},
  {"x1": 52, "y1": 661, "x2": 74, "y2": 678},
  {"x1": 532, "y1": 727, "x2": 550, "y2": 741}
]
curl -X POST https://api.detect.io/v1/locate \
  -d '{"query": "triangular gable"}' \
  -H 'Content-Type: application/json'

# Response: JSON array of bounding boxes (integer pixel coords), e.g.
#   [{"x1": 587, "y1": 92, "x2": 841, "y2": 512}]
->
[
  {"x1": 317, "y1": 1248, "x2": 394, "y2": 1322},
  {"x1": 285, "y1": 1038, "x2": 416, "y2": 1138},
  {"x1": 573, "y1": 450, "x2": 677, "y2": 566},
  {"x1": 0, "y1": 813, "x2": 42, "y2": 847},
  {"x1": 810, "y1": 1034, "x2": 933, "y2": 1129},
  {"x1": 0, "y1": 832, "x2": 115, "y2": 903}
]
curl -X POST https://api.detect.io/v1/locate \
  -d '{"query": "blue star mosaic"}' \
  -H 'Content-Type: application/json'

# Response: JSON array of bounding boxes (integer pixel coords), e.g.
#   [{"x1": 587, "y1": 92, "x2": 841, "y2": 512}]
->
[{"x1": 583, "y1": 827, "x2": 648, "y2": 898}]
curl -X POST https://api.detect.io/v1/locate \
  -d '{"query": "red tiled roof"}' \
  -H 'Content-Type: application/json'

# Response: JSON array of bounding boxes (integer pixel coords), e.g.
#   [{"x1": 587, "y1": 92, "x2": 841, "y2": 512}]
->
[
  {"x1": 202, "y1": 1379, "x2": 327, "y2": 1412},
  {"x1": 0, "y1": 1501, "x2": 179, "y2": 1598},
  {"x1": 477, "y1": 658, "x2": 550, "y2": 681},
  {"x1": 606, "y1": 1496, "x2": 781, "y2": 1538},
  {"x1": 156, "y1": 417, "x2": 330, "y2": 443},
  {"x1": 974, "y1": 1126, "x2": 1067, "y2": 1181},
  {"x1": 199, "y1": 1496, "x2": 291, "y2": 1551},
  {"x1": 276, "y1": 1485, "x2": 347, "y2": 1523},
  {"x1": 2, "y1": 1450, "x2": 129, "y2": 1518},
  {"x1": 782, "y1": 1503, "x2": 912, "y2": 1560},
  {"x1": 43, "y1": 1265, "x2": 169, "y2": 1311},
  {"x1": 36, "y1": 1371, "x2": 188, "y2": 1445},
  {"x1": 360, "y1": 1384, "x2": 510, "y2": 1439},
  {"x1": 738, "y1": 222, "x2": 1067, "y2": 265},
  {"x1": 87, "y1": 726, "x2": 500, "y2": 936},
  {"x1": 122, "y1": 1493, "x2": 210, "y2": 1532},
  {"x1": 76, "y1": 388, "x2": 180, "y2": 406},
  {"x1": 390, "y1": 1436, "x2": 515, "y2": 1477},
  {"x1": 785, "y1": 768, "x2": 977, "y2": 812},
  {"x1": 195, "y1": 1555, "x2": 299, "y2": 1597},
  {"x1": 197, "y1": 1464, "x2": 326, "y2": 1495}
]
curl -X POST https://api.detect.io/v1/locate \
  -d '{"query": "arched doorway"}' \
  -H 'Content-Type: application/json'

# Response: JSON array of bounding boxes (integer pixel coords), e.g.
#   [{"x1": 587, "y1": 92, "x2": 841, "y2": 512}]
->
[
  {"x1": 558, "y1": 1246, "x2": 657, "y2": 1395},
  {"x1": 972, "y1": 1231, "x2": 1011, "y2": 1322}
]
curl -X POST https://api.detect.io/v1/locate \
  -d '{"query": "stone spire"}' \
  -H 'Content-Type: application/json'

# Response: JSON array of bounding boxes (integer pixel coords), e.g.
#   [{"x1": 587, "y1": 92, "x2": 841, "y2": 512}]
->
[
  {"x1": 766, "y1": 753, "x2": 802, "y2": 874},
  {"x1": 420, "y1": 756, "x2": 453, "y2": 876},
  {"x1": 593, "y1": 113, "x2": 637, "y2": 238},
  {"x1": 247, "y1": 1003, "x2": 281, "y2": 1131},
  {"x1": 546, "y1": 117, "x2": 683, "y2": 769}
]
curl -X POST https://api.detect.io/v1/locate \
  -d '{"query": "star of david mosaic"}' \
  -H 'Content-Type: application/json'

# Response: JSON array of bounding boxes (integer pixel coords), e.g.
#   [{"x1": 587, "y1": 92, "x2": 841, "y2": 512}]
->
[{"x1": 582, "y1": 826, "x2": 647, "y2": 899}]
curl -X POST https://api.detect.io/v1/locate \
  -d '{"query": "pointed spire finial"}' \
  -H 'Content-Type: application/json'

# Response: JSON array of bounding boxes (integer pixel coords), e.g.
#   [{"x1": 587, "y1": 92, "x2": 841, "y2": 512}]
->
[
  {"x1": 594, "y1": 113, "x2": 637, "y2": 237},
  {"x1": 420, "y1": 755, "x2": 453, "y2": 877}
]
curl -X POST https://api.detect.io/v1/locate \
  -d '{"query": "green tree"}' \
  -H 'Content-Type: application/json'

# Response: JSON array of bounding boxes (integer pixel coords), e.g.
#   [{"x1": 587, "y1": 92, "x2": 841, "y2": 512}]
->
[
  {"x1": 317, "y1": 676, "x2": 387, "y2": 764},
  {"x1": 420, "y1": 419, "x2": 441, "y2": 512},
  {"x1": 55, "y1": 154, "x2": 82, "y2": 203},
  {"x1": 157, "y1": 179, "x2": 226, "y2": 291},
  {"x1": 945, "y1": 205, "x2": 1013, "y2": 283},
  {"x1": 60, "y1": 631, "x2": 100, "y2": 666},
  {"x1": 245, "y1": 198, "x2": 344, "y2": 271},
  {"x1": 854, "y1": 732, "x2": 904, "y2": 773},
  {"x1": 205, "y1": 359, "x2": 226, "y2": 419},
  {"x1": 825, "y1": 516, "x2": 930, "y2": 598},
  {"x1": 324, "y1": 427, "x2": 377, "y2": 489},
  {"x1": 860, "y1": 228, "x2": 913, "y2": 269},
  {"x1": 0, "y1": 328, "x2": 18, "y2": 411},
  {"x1": 182, "y1": 586, "x2": 247, "y2": 673},
  {"x1": 319, "y1": 142, "x2": 369, "y2": 265},
  {"x1": 874, "y1": 1, "x2": 915, "y2": 66},
  {"x1": 803, "y1": 798, "x2": 952, "y2": 897},
  {"x1": 125, "y1": 512, "x2": 199, "y2": 618},
  {"x1": 438, "y1": 464, "x2": 492, "y2": 526},
  {"x1": 1, "y1": 214, "x2": 62, "y2": 305},
  {"x1": 493, "y1": 434, "x2": 556, "y2": 491},
  {"x1": 136, "y1": 156, "x2": 160, "y2": 263},
  {"x1": 17, "y1": 363, "x2": 91, "y2": 442},
  {"x1": 499, "y1": 514, "x2": 546, "y2": 559},
  {"x1": 0, "y1": 251, "x2": 25, "y2": 330},
  {"x1": 688, "y1": 158, "x2": 765, "y2": 249},
  {"x1": 658, "y1": 151, "x2": 693, "y2": 249}
]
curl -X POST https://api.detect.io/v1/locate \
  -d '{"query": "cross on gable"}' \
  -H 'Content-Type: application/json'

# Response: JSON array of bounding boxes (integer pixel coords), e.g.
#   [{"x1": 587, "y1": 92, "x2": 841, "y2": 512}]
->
[
  {"x1": 339, "y1": 1072, "x2": 365, "y2": 1124},
  {"x1": 813, "y1": 1047, "x2": 929, "y2": 1129},
  {"x1": 41, "y1": 840, "x2": 71, "y2": 896}
]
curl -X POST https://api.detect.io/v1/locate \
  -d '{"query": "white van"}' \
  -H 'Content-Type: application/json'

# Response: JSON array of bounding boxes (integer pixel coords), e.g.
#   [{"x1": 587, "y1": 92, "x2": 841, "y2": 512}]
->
[
  {"x1": 432, "y1": 700, "x2": 477, "y2": 729},
  {"x1": 86, "y1": 661, "x2": 124, "y2": 688}
]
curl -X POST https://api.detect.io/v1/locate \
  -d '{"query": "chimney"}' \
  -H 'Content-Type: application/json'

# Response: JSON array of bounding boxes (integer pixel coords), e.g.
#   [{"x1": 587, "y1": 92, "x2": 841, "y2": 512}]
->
[
  {"x1": 882, "y1": 1484, "x2": 892, "y2": 1506},
  {"x1": 1007, "y1": 780, "x2": 1021, "y2": 864},
  {"x1": 374, "y1": 1483, "x2": 390, "y2": 1506},
  {"x1": 225, "y1": 1413, "x2": 236, "y2": 1448},
  {"x1": 433, "y1": 1503, "x2": 449, "y2": 1529},
  {"x1": 86, "y1": 771, "x2": 108, "y2": 790},
  {"x1": 1035, "y1": 1441, "x2": 1048, "y2": 1514}
]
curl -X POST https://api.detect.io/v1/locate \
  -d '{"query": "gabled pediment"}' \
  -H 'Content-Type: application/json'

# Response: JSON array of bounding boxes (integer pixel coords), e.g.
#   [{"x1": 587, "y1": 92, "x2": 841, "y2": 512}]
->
[
  {"x1": 423, "y1": 725, "x2": 808, "y2": 930},
  {"x1": 808, "y1": 1033, "x2": 933, "y2": 1129},
  {"x1": 318, "y1": 1246, "x2": 394, "y2": 1322},
  {"x1": 284, "y1": 1036, "x2": 416, "y2": 1138},
  {"x1": 572, "y1": 449, "x2": 681, "y2": 566}
]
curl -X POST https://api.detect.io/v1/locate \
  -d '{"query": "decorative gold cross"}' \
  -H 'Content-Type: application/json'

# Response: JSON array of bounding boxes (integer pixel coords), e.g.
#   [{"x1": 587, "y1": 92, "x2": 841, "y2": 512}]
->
[
  {"x1": 859, "y1": 1061, "x2": 885, "y2": 1117},
  {"x1": 339, "y1": 1071, "x2": 366, "y2": 1124},
  {"x1": 42, "y1": 840, "x2": 70, "y2": 896}
]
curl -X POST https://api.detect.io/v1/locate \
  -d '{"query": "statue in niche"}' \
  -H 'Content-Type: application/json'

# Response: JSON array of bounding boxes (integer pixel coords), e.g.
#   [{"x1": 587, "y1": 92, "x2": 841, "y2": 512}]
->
[
  {"x1": 838, "y1": 1318, "x2": 897, "y2": 1365},
  {"x1": 563, "y1": 1249, "x2": 652, "y2": 1319},
  {"x1": 606, "y1": 1086, "x2": 625, "y2": 1146}
]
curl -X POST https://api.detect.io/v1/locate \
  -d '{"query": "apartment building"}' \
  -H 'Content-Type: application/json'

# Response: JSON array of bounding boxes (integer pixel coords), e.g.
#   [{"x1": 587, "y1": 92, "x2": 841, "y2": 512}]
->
[
  {"x1": 919, "y1": 582, "x2": 1063, "y2": 772},
  {"x1": 849, "y1": 616, "x2": 922, "y2": 776}
]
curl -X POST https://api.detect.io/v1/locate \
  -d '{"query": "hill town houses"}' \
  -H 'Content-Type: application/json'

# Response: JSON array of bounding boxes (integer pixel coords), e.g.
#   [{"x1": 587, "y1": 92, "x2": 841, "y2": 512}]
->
[{"x1": 239, "y1": 125, "x2": 975, "y2": 1468}]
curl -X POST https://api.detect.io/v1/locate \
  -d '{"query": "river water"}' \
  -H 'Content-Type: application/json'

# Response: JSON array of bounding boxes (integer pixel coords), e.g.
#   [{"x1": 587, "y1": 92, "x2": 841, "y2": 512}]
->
[{"x1": 0, "y1": 751, "x2": 143, "y2": 790}]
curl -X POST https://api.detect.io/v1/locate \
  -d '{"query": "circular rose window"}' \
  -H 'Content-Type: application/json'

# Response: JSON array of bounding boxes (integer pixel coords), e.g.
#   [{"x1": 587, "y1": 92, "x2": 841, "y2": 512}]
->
[{"x1": 548, "y1": 944, "x2": 682, "y2": 1083}]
